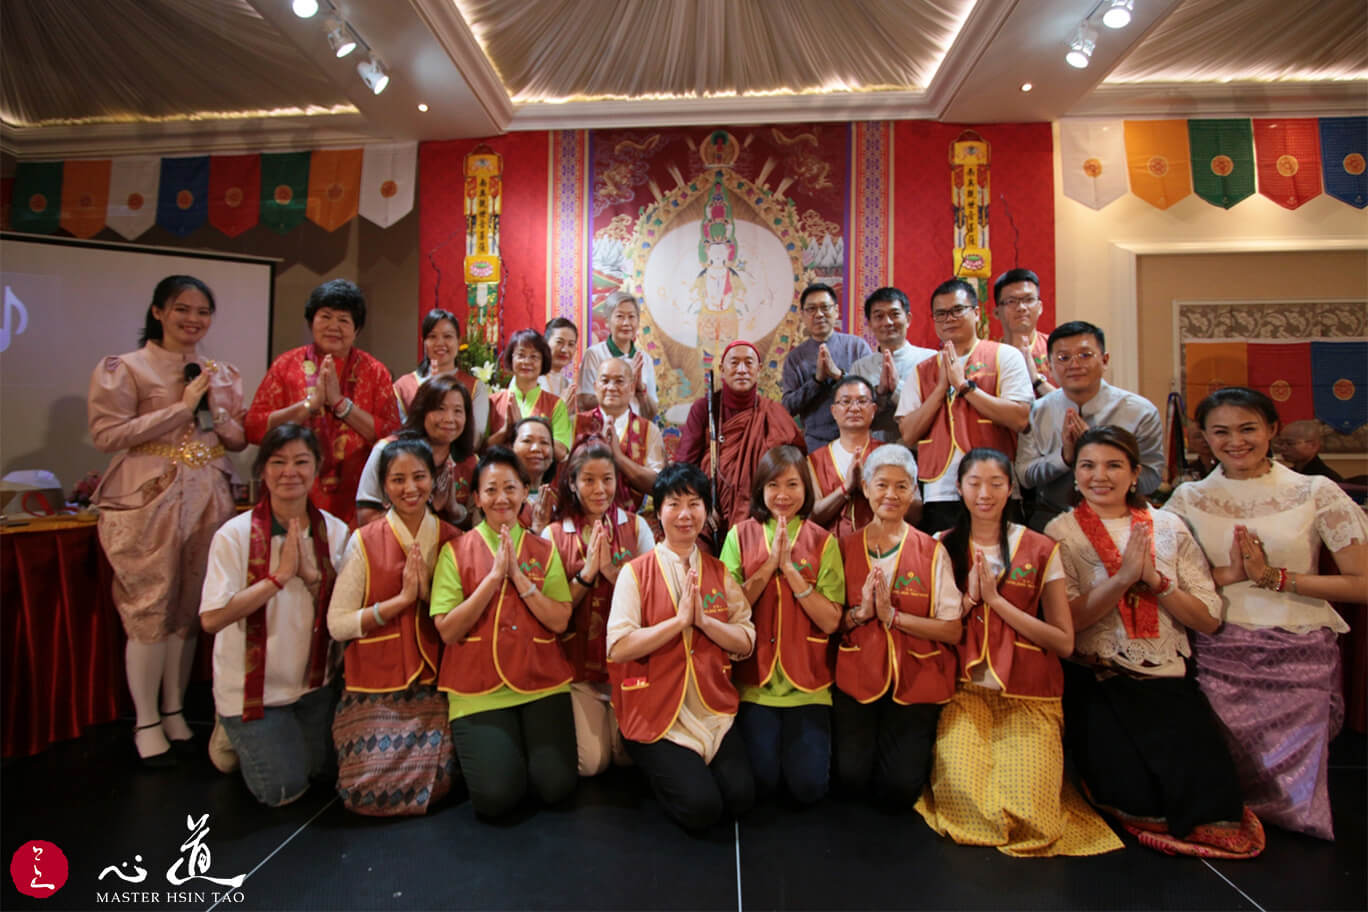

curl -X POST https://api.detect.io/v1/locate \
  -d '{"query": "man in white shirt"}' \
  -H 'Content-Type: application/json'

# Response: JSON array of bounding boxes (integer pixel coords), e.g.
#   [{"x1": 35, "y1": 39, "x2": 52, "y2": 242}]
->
[{"x1": 848, "y1": 287, "x2": 937, "y2": 442}]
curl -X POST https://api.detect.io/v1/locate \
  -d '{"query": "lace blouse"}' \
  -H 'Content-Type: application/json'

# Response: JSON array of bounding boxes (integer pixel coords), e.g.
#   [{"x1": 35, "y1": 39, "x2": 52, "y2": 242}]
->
[
  {"x1": 1046, "y1": 508, "x2": 1219, "y2": 677},
  {"x1": 1163, "y1": 463, "x2": 1367, "y2": 634}
]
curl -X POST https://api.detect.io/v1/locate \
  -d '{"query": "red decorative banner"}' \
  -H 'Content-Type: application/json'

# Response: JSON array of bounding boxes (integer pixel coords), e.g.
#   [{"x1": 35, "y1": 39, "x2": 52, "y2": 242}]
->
[
  {"x1": 209, "y1": 154, "x2": 261, "y2": 237},
  {"x1": 1253, "y1": 119, "x2": 1322, "y2": 210},
  {"x1": 1245, "y1": 341, "x2": 1313, "y2": 421}
]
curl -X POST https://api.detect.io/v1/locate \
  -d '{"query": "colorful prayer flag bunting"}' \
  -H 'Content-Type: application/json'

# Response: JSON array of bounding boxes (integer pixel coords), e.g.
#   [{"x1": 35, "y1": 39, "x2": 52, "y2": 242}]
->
[
  {"x1": 1188, "y1": 119, "x2": 1254, "y2": 209},
  {"x1": 1310, "y1": 341, "x2": 1368, "y2": 432},
  {"x1": 306, "y1": 149, "x2": 362, "y2": 232},
  {"x1": 59, "y1": 159, "x2": 111, "y2": 238},
  {"x1": 1318, "y1": 117, "x2": 1368, "y2": 209},
  {"x1": 11, "y1": 161, "x2": 62, "y2": 234},
  {"x1": 1252, "y1": 119, "x2": 1321, "y2": 210},
  {"x1": 358, "y1": 142, "x2": 417, "y2": 228},
  {"x1": 156, "y1": 156, "x2": 210, "y2": 237},
  {"x1": 1245, "y1": 341, "x2": 1313, "y2": 422},
  {"x1": 208, "y1": 154, "x2": 261, "y2": 238},
  {"x1": 1060, "y1": 120, "x2": 1127, "y2": 210},
  {"x1": 107, "y1": 156, "x2": 159, "y2": 239},
  {"x1": 260, "y1": 152, "x2": 310, "y2": 235},
  {"x1": 1124, "y1": 120, "x2": 1191, "y2": 210}
]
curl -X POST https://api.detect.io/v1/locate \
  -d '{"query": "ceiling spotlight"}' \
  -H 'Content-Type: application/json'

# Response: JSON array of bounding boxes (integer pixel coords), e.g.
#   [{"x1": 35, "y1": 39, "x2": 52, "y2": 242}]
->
[
  {"x1": 291, "y1": 0, "x2": 319, "y2": 18},
  {"x1": 357, "y1": 55, "x2": 390, "y2": 95},
  {"x1": 417, "y1": 103, "x2": 429, "y2": 112},
  {"x1": 326, "y1": 19, "x2": 357, "y2": 57},
  {"x1": 1020, "y1": 82, "x2": 1033, "y2": 92},
  {"x1": 1102, "y1": 0, "x2": 1134, "y2": 29},
  {"x1": 1066, "y1": 24, "x2": 1098, "y2": 69}
]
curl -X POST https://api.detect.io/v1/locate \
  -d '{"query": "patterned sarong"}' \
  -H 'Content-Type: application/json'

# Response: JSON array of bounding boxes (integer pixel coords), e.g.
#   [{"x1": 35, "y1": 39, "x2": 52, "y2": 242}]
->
[{"x1": 332, "y1": 685, "x2": 457, "y2": 816}]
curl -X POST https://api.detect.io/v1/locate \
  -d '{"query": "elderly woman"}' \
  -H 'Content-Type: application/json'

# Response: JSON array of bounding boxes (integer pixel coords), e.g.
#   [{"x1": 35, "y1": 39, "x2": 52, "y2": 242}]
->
[
  {"x1": 486, "y1": 329, "x2": 572, "y2": 461},
  {"x1": 200, "y1": 424, "x2": 349, "y2": 805},
  {"x1": 89, "y1": 274, "x2": 247, "y2": 765},
  {"x1": 246, "y1": 279, "x2": 401, "y2": 526},
  {"x1": 577, "y1": 292, "x2": 657, "y2": 418},
  {"x1": 392, "y1": 308, "x2": 489, "y2": 436}
]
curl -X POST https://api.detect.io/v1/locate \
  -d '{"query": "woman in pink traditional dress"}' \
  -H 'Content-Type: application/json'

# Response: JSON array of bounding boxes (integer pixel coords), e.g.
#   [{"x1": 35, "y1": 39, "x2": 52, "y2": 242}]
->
[
  {"x1": 391, "y1": 308, "x2": 489, "y2": 439},
  {"x1": 1165, "y1": 388, "x2": 1368, "y2": 840},
  {"x1": 88, "y1": 275, "x2": 247, "y2": 766},
  {"x1": 245, "y1": 279, "x2": 402, "y2": 526},
  {"x1": 1048, "y1": 426, "x2": 1263, "y2": 858}
]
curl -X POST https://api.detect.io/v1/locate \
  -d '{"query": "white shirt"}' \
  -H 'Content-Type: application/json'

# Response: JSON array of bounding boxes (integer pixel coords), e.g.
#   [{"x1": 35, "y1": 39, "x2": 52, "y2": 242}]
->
[
  {"x1": 200, "y1": 509, "x2": 350, "y2": 717},
  {"x1": 895, "y1": 343, "x2": 1033, "y2": 503},
  {"x1": 578, "y1": 341, "x2": 658, "y2": 416}
]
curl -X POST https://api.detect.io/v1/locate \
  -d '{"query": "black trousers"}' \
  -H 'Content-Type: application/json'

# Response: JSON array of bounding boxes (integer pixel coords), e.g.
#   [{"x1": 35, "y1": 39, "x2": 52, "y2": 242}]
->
[
  {"x1": 449, "y1": 692, "x2": 578, "y2": 819},
  {"x1": 737, "y1": 702, "x2": 831, "y2": 805},
  {"x1": 625, "y1": 727, "x2": 755, "y2": 831},
  {"x1": 832, "y1": 691, "x2": 941, "y2": 809}
]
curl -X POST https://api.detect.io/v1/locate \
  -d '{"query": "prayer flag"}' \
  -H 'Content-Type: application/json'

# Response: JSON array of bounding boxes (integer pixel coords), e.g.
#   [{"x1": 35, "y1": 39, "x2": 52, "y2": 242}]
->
[
  {"x1": 1060, "y1": 120, "x2": 1127, "y2": 210},
  {"x1": 1310, "y1": 341, "x2": 1368, "y2": 433},
  {"x1": 1188, "y1": 119, "x2": 1254, "y2": 209},
  {"x1": 59, "y1": 159, "x2": 111, "y2": 238},
  {"x1": 11, "y1": 161, "x2": 62, "y2": 234},
  {"x1": 358, "y1": 142, "x2": 417, "y2": 227},
  {"x1": 1246, "y1": 341, "x2": 1314, "y2": 423},
  {"x1": 156, "y1": 156, "x2": 210, "y2": 236},
  {"x1": 208, "y1": 154, "x2": 261, "y2": 238},
  {"x1": 1318, "y1": 117, "x2": 1368, "y2": 208},
  {"x1": 1253, "y1": 119, "x2": 1322, "y2": 210},
  {"x1": 306, "y1": 148, "x2": 362, "y2": 232},
  {"x1": 260, "y1": 152, "x2": 310, "y2": 234},
  {"x1": 1185, "y1": 341, "x2": 1247, "y2": 413},
  {"x1": 107, "y1": 156, "x2": 159, "y2": 239},
  {"x1": 1124, "y1": 120, "x2": 1191, "y2": 210}
]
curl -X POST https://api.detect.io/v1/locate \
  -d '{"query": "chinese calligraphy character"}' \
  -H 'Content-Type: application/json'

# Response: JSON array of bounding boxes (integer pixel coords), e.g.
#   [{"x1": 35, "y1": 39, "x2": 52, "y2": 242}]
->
[{"x1": 165, "y1": 814, "x2": 245, "y2": 888}]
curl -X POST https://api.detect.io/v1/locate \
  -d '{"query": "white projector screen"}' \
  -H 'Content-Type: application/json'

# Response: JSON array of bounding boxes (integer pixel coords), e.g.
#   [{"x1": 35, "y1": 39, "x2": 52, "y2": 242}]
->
[{"x1": 0, "y1": 233, "x2": 275, "y2": 499}]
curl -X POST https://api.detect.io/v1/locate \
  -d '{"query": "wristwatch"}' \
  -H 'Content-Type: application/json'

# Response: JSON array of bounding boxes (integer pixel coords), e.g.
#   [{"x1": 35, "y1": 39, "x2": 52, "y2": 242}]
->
[{"x1": 956, "y1": 379, "x2": 978, "y2": 397}]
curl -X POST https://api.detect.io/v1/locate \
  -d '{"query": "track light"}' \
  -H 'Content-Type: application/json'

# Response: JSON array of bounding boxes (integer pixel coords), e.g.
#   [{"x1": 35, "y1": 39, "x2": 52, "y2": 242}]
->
[
  {"x1": 1102, "y1": 0, "x2": 1134, "y2": 29},
  {"x1": 1066, "y1": 24, "x2": 1098, "y2": 69},
  {"x1": 291, "y1": 0, "x2": 319, "y2": 18},
  {"x1": 326, "y1": 18, "x2": 357, "y2": 57},
  {"x1": 357, "y1": 56, "x2": 390, "y2": 95}
]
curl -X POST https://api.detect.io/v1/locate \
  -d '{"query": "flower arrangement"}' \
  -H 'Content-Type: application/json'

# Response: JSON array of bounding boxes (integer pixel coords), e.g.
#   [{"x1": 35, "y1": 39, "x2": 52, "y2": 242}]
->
[{"x1": 457, "y1": 322, "x2": 508, "y2": 389}]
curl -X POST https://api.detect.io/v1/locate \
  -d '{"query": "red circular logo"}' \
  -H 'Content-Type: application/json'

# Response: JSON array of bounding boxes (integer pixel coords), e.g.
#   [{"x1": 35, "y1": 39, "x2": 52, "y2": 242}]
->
[
  {"x1": 176, "y1": 189, "x2": 194, "y2": 210},
  {"x1": 1268, "y1": 379, "x2": 1292, "y2": 401},
  {"x1": 1344, "y1": 153, "x2": 1366, "y2": 176},
  {"x1": 127, "y1": 192, "x2": 144, "y2": 211},
  {"x1": 1082, "y1": 158, "x2": 1102, "y2": 178},
  {"x1": 10, "y1": 840, "x2": 68, "y2": 898},
  {"x1": 1210, "y1": 155, "x2": 1234, "y2": 177},
  {"x1": 326, "y1": 183, "x2": 344, "y2": 202},
  {"x1": 1276, "y1": 154, "x2": 1299, "y2": 177},
  {"x1": 28, "y1": 193, "x2": 47, "y2": 214},
  {"x1": 224, "y1": 187, "x2": 243, "y2": 208},
  {"x1": 78, "y1": 193, "x2": 93, "y2": 208},
  {"x1": 1333, "y1": 378, "x2": 1356, "y2": 401},
  {"x1": 273, "y1": 184, "x2": 293, "y2": 205},
  {"x1": 1147, "y1": 155, "x2": 1169, "y2": 177},
  {"x1": 379, "y1": 179, "x2": 398, "y2": 199}
]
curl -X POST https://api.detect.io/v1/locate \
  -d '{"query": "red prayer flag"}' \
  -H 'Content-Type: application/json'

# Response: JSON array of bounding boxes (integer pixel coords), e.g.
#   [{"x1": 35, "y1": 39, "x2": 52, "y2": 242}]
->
[
  {"x1": 209, "y1": 154, "x2": 261, "y2": 237},
  {"x1": 1253, "y1": 119, "x2": 1322, "y2": 210},
  {"x1": 1245, "y1": 341, "x2": 1314, "y2": 422}
]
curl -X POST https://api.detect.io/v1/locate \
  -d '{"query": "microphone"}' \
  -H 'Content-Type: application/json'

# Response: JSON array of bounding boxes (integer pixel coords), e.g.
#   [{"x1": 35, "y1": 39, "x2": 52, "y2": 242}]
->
[{"x1": 184, "y1": 363, "x2": 213, "y2": 431}]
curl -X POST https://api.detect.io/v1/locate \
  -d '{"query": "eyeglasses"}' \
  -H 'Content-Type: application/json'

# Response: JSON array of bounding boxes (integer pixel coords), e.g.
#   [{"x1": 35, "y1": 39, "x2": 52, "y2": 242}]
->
[
  {"x1": 801, "y1": 303, "x2": 838, "y2": 315},
  {"x1": 1052, "y1": 350, "x2": 1099, "y2": 365},
  {"x1": 833, "y1": 397, "x2": 874, "y2": 409},
  {"x1": 999, "y1": 295, "x2": 1039, "y2": 309},
  {"x1": 931, "y1": 303, "x2": 976, "y2": 322}
]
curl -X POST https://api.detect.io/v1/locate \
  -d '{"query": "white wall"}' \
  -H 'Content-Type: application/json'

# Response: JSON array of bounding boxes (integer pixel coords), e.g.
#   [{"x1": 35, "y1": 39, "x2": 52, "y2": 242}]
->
[{"x1": 1051, "y1": 120, "x2": 1368, "y2": 393}]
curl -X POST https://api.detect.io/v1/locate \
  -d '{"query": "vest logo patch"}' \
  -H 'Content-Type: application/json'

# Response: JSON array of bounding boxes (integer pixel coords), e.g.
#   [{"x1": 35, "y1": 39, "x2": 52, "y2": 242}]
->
[
  {"x1": 965, "y1": 361, "x2": 987, "y2": 376},
  {"x1": 702, "y1": 589, "x2": 726, "y2": 613},
  {"x1": 1006, "y1": 563, "x2": 1038, "y2": 588},
  {"x1": 892, "y1": 572, "x2": 926, "y2": 596}
]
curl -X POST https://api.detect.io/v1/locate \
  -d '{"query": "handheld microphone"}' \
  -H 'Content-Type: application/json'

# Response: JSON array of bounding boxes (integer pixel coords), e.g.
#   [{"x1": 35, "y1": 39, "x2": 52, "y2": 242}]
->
[{"x1": 184, "y1": 363, "x2": 214, "y2": 431}]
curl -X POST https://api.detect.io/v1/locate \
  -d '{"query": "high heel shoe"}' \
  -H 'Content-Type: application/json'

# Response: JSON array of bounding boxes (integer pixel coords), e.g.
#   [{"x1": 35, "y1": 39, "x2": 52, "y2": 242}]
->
[
  {"x1": 161, "y1": 709, "x2": 197, "y2": 756},
  {"x1": 134, "y1": 721, "x2": 176, "y2": 769}
]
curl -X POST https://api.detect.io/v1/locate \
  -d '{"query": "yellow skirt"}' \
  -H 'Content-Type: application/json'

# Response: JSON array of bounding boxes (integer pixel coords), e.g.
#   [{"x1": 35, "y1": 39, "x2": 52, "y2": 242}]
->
[{"x1": 915, "y1": 684, "x2": 1123, "y2": 857}]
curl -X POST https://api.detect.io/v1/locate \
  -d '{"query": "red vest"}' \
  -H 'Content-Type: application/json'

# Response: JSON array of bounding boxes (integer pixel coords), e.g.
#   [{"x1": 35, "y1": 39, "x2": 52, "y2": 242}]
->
[
  {"x1": 549, "y1": 513, "x2": 641, "y2": 684},
  {"x1": 732, "y1": 519, "x2": 835, "y2": 692},
  {"x1": 610, "y1": 550, "x2": 739, "y2": 743},
  {"x1": 572, "y1": 410, "x2": 652, "y2": 512},
  {"x1": 436, "y1": 529, "x2": 574, "y2": 696},
  {"x1": 489, "y1": 386, "x2": 561, "y2": 440},
  {"x1": 914, "y1": 339, "x2": 1018, "y2": 482},
  {"x1": 808, "y1": 440, "x2": 882, "y2": 540},
  {"x1": 835, "y1": 527, "x2": 957, "y2": 705},
  {"x1": 344, "y1": 516, "x2": 460, "y2": 693},
  {"x1": 957, "y1": 528, "x2": 1063, "y2": 699}
]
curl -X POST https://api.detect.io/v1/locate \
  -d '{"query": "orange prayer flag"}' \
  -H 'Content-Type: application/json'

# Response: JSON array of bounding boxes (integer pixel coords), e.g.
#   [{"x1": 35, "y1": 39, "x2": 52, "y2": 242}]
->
[
  {"x1": 306, "y1": 149, "x2": 363, "y2": 232},
  {"x1": 1124, "y1": 120, "x2": 1191, "y2": 210},
  {"x1": 1185, "y1": 341, "x2": 1248, "y2": 413},
  {"x1": 60, "y1": 159, "x2": 112, "y2": 238}
]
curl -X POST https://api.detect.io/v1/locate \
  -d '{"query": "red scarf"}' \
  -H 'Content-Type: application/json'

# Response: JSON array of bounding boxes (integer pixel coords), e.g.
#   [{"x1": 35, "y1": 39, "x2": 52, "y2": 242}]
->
[
  {"x1": 1072, "y1": 500, "x2": 1160, "y2": 639},
  {"x1": 242, "y1": 497, "x2": 336, "y2": 721}
]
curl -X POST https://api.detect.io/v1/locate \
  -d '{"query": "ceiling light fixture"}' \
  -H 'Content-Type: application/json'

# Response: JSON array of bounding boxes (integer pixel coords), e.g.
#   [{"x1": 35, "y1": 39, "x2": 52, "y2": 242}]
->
[
  {"x1": 326, "y1": 18, "x2": 357, "y2": 57},
  {"x1": 1066, "y1": 24, "x2": 1098, "y2": 69},
  {"x1": 1102, "y1": 0, "x2": 1135, "y2": 29},
  {"x1": 357, "y1": 56, "x2": 390, "y2": 95},
  {"x1": 1020, "y1": 82, "x2": 1033, "y2": 92},
  {"x1": 291, "y1": 0, "x2": 319, "y2": 18},
  {"x1": 417, "y1": 103, "x2": 429, "y2": 112}
]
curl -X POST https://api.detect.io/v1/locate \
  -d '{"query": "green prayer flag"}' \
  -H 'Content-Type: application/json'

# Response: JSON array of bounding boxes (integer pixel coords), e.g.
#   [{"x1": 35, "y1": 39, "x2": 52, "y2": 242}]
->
[
  {"x1": 11, "y1": 161, "x2": 63, "y2": 234},
  {"x1": 259, "y1": 152, "x2": 310, "y2": 234},
  {"x1": 1188, "y1": 119, "x2": 1255, "y2": 209}
]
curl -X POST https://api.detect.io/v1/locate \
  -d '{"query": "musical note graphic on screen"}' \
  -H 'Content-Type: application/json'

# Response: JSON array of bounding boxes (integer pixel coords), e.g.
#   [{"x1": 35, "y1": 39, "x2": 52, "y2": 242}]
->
[{"x1": 1, "y1": 285, "x2": 30, "y2": 353}]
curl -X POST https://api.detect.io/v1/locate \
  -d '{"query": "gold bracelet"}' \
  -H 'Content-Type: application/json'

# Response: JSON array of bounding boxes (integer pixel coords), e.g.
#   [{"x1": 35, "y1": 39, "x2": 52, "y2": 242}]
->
[{"x1": 1256, "y1": 566, "x2": 1279, "y2": 590}]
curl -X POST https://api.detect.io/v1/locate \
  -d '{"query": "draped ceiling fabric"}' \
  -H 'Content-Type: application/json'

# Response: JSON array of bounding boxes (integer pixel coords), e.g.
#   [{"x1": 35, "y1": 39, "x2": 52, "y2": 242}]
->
[
  {"x1": 1106, "y1": 0, "x2": 1368, "y2": 84},
  {"x1": 0, "y1": 0, "x2": 354, "y2": 126},
  {"x1": 456, "y1": 0, "x2": 975, "y2": 101}
]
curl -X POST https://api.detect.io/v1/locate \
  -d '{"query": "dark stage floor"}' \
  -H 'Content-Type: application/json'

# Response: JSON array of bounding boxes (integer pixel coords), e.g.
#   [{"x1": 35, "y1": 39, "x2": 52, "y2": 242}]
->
[{"x1": 3, "y1": 688, "x2": 1364, "y2": 912}]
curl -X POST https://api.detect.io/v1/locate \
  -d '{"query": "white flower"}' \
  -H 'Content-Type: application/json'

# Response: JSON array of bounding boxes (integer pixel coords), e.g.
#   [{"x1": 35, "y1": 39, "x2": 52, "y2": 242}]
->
[{"x1": 472, "y1": 361, "x2": 495, "y2": 384}]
